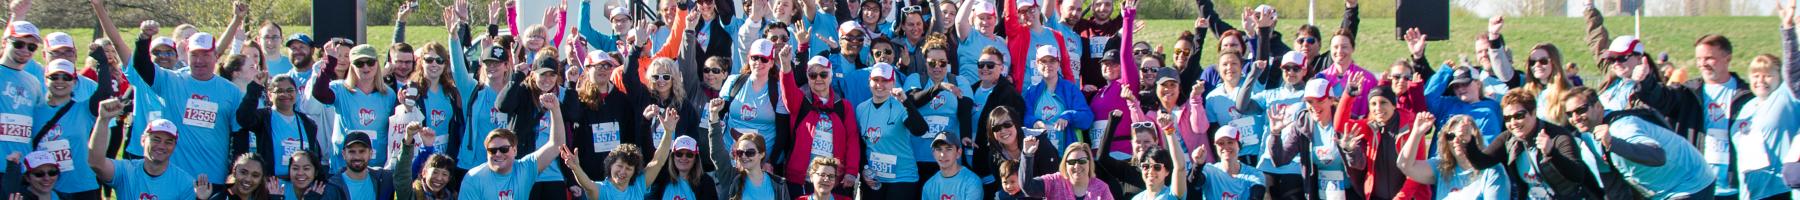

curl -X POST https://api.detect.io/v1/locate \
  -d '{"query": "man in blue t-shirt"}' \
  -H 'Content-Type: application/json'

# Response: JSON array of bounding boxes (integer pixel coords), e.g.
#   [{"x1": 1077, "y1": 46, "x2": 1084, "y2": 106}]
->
[
  {"x1": 331, "y1": 132, "x2": 395, "y2": 200},
  {"x1": 458, "y1": 93, "x2": 568, "y2": 200},
  {"x1": 86, "y1": 103, "x2": 199, "y2": 200},
  {"x1": 0, "y1": 21, "x2": 46, "y2": 173},
  {"x1": 1563, "y1": 88, "x2": 1715, "y2": 199},
  {"x1": 922, "y1": 134, "x2": 982, "y2": 200}
]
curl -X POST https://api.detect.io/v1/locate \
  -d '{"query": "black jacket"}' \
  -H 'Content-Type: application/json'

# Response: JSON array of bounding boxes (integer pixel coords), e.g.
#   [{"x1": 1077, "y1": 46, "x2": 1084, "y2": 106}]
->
[
  {"x1": 1465, "y1": 121, "x2": 1605, "y2": 199},
  {"x1": 234, "y1": 83, "x2": 326, "y2": 174}
]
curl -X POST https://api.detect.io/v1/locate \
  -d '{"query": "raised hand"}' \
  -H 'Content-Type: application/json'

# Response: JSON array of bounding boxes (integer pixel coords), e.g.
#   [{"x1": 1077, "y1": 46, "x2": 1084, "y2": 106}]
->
[
  {"x1": 233, "y1": 1, "x2": 250, "y2": 17},
  {"x1": 488, "y1": 0, "x2": 507, "y2": 24},
  {"x1": 1345, "y1": 0, "x2": 1357, "y2": 8},
  {"x1": 5, "y1": 152, "x2": 17, "y2": 163},
  {"x1": 1404, "y1": 28, "x2": 1426, "y2": 58},
  {"x1": 1339, "y1": 125, "x2": 1365, "y2": 151},
  {"x1": 398, "y1": 0, "x2": 417, "y2": 20},
  {"x1": 194, "y1": 174, "x2": 212, "y2": 197},
  {"x1": 9, "y1": 0, "x2": 30, "y2": 16},
  {"x1": 538, "y1": 93, "x2": 559, "y2": 110},
  {"x1": 1023, "y1": 136, "x2": 1041, "y2": 154},
  {"x1": 544, "y1": 5, "x2": 566, "y2": 27},
  {"x1": 1193, "y1": 13, "x2": 1209, "y2": 29},
  {"x1": 559, "y1": 147, "x2": 582, "y2": 167},
  {"x1": 140, "y1": 20, "x2": 161, "y2": 37},
  {"x1": 1785, "y1": 0, "x2": 1797, "y2": 28},
  {"x1": 266, "y1": 177, "x2": 284, "y2": 196},
  {"x1": 1487, "y1": 15, "x2": 1504, "y2": 36},
  {"x1": 98, "y1": 98, "x2": 128, "y2": 119},
  {"x1": 1411, "y1": 112, "x2": 1435, "y2": 135},
  {"x1": 1255, "y1": 9, "x2": 1276, "y2": 28}
]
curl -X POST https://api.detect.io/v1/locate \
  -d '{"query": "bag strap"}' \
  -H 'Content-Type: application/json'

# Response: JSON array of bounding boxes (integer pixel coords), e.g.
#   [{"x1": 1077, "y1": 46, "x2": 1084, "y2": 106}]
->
[{"x1": 32, "y1": 101, "x2": 78, "y2": 147}]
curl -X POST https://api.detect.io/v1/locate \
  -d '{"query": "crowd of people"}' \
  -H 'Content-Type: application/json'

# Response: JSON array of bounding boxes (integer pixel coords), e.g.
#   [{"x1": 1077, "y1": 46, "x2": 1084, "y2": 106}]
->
[{"x1": 0, "y1": 0, "x2": 1794, "y2": 198}]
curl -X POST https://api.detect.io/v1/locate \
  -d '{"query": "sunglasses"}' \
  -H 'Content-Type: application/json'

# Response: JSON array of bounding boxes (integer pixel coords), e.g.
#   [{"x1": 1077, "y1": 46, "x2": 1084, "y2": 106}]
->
[
  {"x1": 1134, "y1": 49, "x2": 1152, "y2": 55},
  {"x1": 11, "y1": 41, "x2": 37, "y2": 51},
  {"x1": 978, "y1": 61, "x2": 999, "y2": 70},
  {"x1": 1296, "y1": 37, "x2": 1319, "y2": 44},
  {"x1": 733, "y1": 149, "x2": 761, "y2": 157},
  {"x1": 1563, "y1": 106, "x2": 1591, "y2": 118},
  {"x1": 423, "y1": 57, "x2": 448, "y2": 64},
  {"x1": 486, "y1": 146, "x2": 512, "y2": 154},
  {"x1": 353, "y1": 59, "x2": 378, "y2": 68},
  {"x1": 870, "y1": 77, "x2": 894, "y2": 82},
  {"x1": 1528, "y1": 57, "x2": 1552, "y2": 66},
  {"x1": 1065, "y1": 158, "x2": 1089, "y2": 165},
  {"x1": 675, "y1": 150, "x2": 699, "y2": 158},
  {"x1": 990, "y1": 122, "x2": 1014, "y2": 132},
  {"x1": 1281, "y1": 64, "x2": 1303, "y2": 71},
  {"x1": 1386, "y1": 73, "x2": 1412, "y2": 81},
  {"x1": 768, "y1": 35, "x2": 789, "y2": 43},
  {"x1": 843, "y1": 35, "x2": 866, "y2": 42},
  {"x1": 29, "y1": 170, "x2": 57, "y2": 178},
  {"x1": 1604, "y1": 54, "x2": 1639, "y2": 64},
  {"x1": 47, "y1": 74, "x2": 74, "y2": 81},
  {"x1": 1505, "y1": 111, "x2": 1533, "y2": 121},
  {"x1": 751, "y1": 56, "x2": 773, "y2": 63},
  {"x1": 650, "y1": 74, "x2": 675, "y2": 81},
  {"x1": 702, "y1": 67, "x2": 725, "y2": 74},
  {"x1": 873, "y1": 50, "x2": 892, "y2": 56},
  {"x1": 1137, "y1": 163, "x2": 1165, "y2": 170},
  {"x1": 927, "y1": 59, "x2": 949, "y2": 68},
  {"x1": 900, "y1": 5, "x2": 924, "y2": 13},
  {"x1": 809, "y1": 71, "x2": 832, "y2": 79},
  {"x1": 153, "y1": 51, "x2": 178, "y2": 58},
  {"x1": 1131, "y1": 122, "x2": 1155, "y2": 129}
]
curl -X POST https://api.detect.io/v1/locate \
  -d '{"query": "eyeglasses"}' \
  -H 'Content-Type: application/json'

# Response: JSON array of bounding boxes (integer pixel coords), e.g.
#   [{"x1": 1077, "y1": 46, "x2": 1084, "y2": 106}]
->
[
  {"x1": 703, "y1": 67, "x2": 725, "y2": 74},
  {"x1": 1563, "y1": 106, "x2": 1591, "y2": 118},
  {"x1": 47, "y1": 74, "x2": 74, "y2": 81},
  {"x1": 813, "y1": 172, "x2": 839, "y2": 179},
  {"x1": 927, "y1": 59, "x2": 949, "y2": 68},
  {"x1": 809, "y1": 71, "x2": 832, "y2": 79},
  {"x1": 486, "y1": 146, "x2": 512, "y2": 154},
  {"x1": 28, "y1": 170, "x2": 57, "y2": 178},
  {"x1": 675, "y1": 150, "x2": 698, "y2": 158},
  {"x1": 650, "y1": 74, "x2": 675, "y2": 81},
  {"x1": 1296, "y1": 37, "x2": 1319, "y2": 44},
  {"x1": 1137, "y1": 163, "x2": 1165, "y2": 170},
  {"x1": 11, "y1": 41, "x2": 37, "y2": 52},
  {"x1": 990, "y1": 122, "x2": 1014, "y2": 132},
  {"x1": 270, "y1": 87, "x2": 297, "y2": 94},
  {"x1": 1504, "y1": 111, "x2": 1533, "y2": 121},
  {"x1": 423, "y1": 57, "x2": 448, "y2": 64},
  {"x1": 733, "y1": 149, "x2": 761, "y2": 157},
  {"x1": 1065, "y1": 158, "x2": 1089, "y2": 165},
  {"x1": 978, "y1": 61, "x2": 999, "y2": 70}
]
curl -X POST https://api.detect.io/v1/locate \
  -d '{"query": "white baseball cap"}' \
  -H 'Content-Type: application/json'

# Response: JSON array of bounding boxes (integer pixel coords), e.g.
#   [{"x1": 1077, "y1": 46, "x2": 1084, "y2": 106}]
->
[
  {"x1": 45, "y1": 32, "x2": 72, "y2": 49},
  {"x1": 187, "y1": 32, "x2": 216, "y2": 51},
  {"x1": 1303, "y1": 78, "x2": 1332, "y2": 99},
  {"x1": 673, "y1": 136, "x2": 698, "y2": 152},
  {"x1": 1280, "y1": 51, "x2": 1307, "y2": 67},
  {"x1": 47, "y1": 59, "x2": 74, "y2": 76},
  {"x1": 7, "y1": 21, "x2": 38, "y2": 38},
  {"x1": 1017, "y1": 0, "x2": 1038, "y2": 9},
  {"x1": 151, "y1": 37, "x2": 177, "y2": 48},
  {"x1": 609, "y1": 7, "x2": 630, "y2": 18},
  {"x1": 585, "y1": 51, "x2": 617, "y2": 66},
  {"x1": 974, "y1": 1, "x2": 995, "y2": 15},
  {"x1": 1035, "y1": 45, "x2": 1058, "y2": 59},
  {"x1": 1606, "y1": 35, "x2": 1645, "y2": 56},
  {"x1": 23, "y1": 151, "x2": 56, "y2": 169},
  {"x1": 749, "y1": 39, "x2": 775, "y2": 58},
  {"x1": 839, "y1": 21, "x2": 864, "y2": 35},
  {"x1": 145, "y1": 119, "x2": 179, "y2": 138},
  {"x1": 808, "y1": 55, "x2": 831, "y2": 67},
  {"x1": 870, "y1": 63, "x2": 896, "y2": 80},
  {"x1": 1214, "y1": 125, "x2": 1240, "y2": 141}
]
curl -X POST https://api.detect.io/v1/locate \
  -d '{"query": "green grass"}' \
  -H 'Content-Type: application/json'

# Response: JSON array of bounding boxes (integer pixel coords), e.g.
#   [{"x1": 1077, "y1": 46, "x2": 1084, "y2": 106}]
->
[{"x1": 47, "y1": 16, "x2": 1781, "y2": 77}]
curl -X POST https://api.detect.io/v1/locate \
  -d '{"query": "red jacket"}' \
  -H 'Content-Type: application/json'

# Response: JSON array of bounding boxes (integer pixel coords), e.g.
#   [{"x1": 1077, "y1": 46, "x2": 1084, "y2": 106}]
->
[
  {"x1": 1001, "y1": 0, "x2": 1073, "y2": 90},
  {"x1": 779, "y1": 71, "x2": 862, "y2": 185}
]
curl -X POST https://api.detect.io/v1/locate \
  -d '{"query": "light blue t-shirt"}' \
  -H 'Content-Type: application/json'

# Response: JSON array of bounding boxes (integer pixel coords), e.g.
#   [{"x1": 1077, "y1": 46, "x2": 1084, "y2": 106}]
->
[
  {"x1": 660, "y1": 179, "x2": 696, "y2": 200},
  {"x1": 140, "y1": 65, "x2": 245, "y2": 184},
  {"x1": 459, "y1": 87, "x2": 505, "y2": 169},
  {"x1": 122, "y1": 63, "x2": 165, "y2": 157},
  {"x1": 1734, "y1": 83, "x2": 1800, "y2": 200},
  {"x1": 904, "y1": 75, "x2": 963, "y2": 163},
  {"x1": 1204, "y1": 87, "x2": 1264, "y2": 157},
  {"x1": 267, "y1": 113, "x2": 309, "y2": 176},
  {"x1": 0, "y1": 63, "x2": 44, "y2": 172},
  {"x1": 107, "y1": 159, "x2": 198, "y2": 200},
  {"x1": 742, "y1": 175, "x2": 778, "y2": 200},
  {"x1": 921, "y1": 167, "x2": 982, "y2": 200},
  {"x1": 457, "y1": 150, "x2": 547, "y2": 200},
  {"x1": 33, "y1": 99, "x2": 100, "y2": 192},
  {"x1": 1130, "y1": 187, "x2": 1180, "y2": 200},
  {"x1": 956, "y1": 34, "x2": 1006, "y2": 84},
  {"x1": 1433, "y1": 158, "x2": 1512, "y2": 200},
  {"x1": 1029, "y1": 88, "x2": 1067, "y2": 149},
  {"x1": 419, "y1": 88, "x2": 457, "y2": 148},
  {"x1": 1607, "y1": 116, "x2": 1715, "y2": 199},
  {"x1": 324, "y1": 81, "x2": 398, "y2": 171},
  {"x1": 1252, "y1": 84, "x2": 1303, "y2": 175},
  {"x1": 857, "y1": 97, "x2": 919, "y2": 183},
  {"x1": 1698, "y1": 81, "x2": 1739, "y2": 196},
  {"x1": 268, "y1": 56, "x2": 296, "y2": 75},
  {"x1": 595, "y1": 175, "x2": 649, "y2": 200},
  {"x1": 344, "y1": 175, "x2": 375, "y2": 200},
  {"x1": 805, "y1": 11, "x2": 841, "y2": 56},
  {"x1": 722, "y1": 74, "x2": 780, "y2": 150},
  {"x1": 1199, "y1": 163, "x2": 1263, "y2": 200}
]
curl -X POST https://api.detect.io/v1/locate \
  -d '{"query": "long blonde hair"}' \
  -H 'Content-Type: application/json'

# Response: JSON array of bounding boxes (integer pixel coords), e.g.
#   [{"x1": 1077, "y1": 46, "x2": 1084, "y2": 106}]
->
[
  {"x1": 347, "y1": 57, "x2": 391, "y2": 95},
  {"x1": 645, "y1": 58, "x2": 687, "y2": 105},
  {"x1": 1436, "y1": 115, "x2": 1483, "y2": 177}
]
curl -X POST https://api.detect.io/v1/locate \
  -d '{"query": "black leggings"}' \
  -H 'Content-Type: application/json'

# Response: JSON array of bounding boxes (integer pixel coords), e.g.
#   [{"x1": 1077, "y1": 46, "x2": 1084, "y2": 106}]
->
[
  {"x1": 531, "y1": 181, "x2": 571, "y2": 200},
  {"x1": 858, "y1": 181, "x2": 920, "y2": 200},
  {"x1": 1263, "y1": 173, "x2": 1305, "y2": 200}
]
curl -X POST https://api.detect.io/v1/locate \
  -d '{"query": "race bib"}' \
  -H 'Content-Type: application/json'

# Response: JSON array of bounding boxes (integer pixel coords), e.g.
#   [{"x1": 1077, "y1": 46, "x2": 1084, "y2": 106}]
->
[
  {"x1": 1087, "y1": 36, "x2": 1111, "y2": 56},
  {"x1": 0, "y1": 113, "x2": 29, "y2": 143},
  {"x1": 812, "y1": 120, "x2": 834, "y2": 157},
  {"x1": 924, "y1": 116, "x2": 951, "y2": 137},
  {"x1": 1229, "y1": 118, "x2": 1258, "y2": 145},
  {"x1": 1704, "y1": 129, "x2": 1730, "y2": 164},
  {"x1": 1527, "y1": 187, "x2": 1551, "y2": 199},
  {"x1": 1320, "y1": 177, "x2": 1346, "y2": 200},
  {"x1": 592, "y1": 122, "x2": 621, "y2": 152},
  {"x1": 183, "y1": 99, "x2": 219, "y2": 129},
  {"x1": 869, "y1": 152, "x2": 898, "y2": 179},
  {"x1": 282, "y1": 138, "x2": 304, "y2": 156},
  {"x1": 39, "y1": 140, "x2": 73, "y2": 172}
]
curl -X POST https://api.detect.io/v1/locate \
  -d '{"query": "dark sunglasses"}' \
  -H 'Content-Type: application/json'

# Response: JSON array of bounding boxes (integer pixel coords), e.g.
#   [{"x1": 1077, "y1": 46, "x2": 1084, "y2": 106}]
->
[
  {"x1": 768, "y1": 35, "x2": 789, "y2": 43},
  {"x1": 1563, "y1": 106, "x2": 1591, "y2": 117},
  {"x1": 809, "y1": 71, "x2": 832, "y2": 79},
  {"x1": 1137, "y1": 163, "x2": 1165, "y2": 170},
  {"x1": 1505, "y1": 111, "x2": 1533, "y2": 121},
  {"x1": 29, "y1": 170, "x2": 57, "y2": 178},
  {"x1": 1296, "y1": 37, "x2": 1319, "y2": 44},
  {"x1": 1280, "y1": 64, "x2": 1303, "y2": 71},
  {"x1": 486, "y1": 146, "x2": 512, "y2": 154},
  {"x1": 751, "y1": 56, "x2": 773, "y2": 63},
  {"x1": 1386, "y1": 73, "x2": 1412, "y2": 81},
  {"x1": 990, "y1": 122, "x2": 1014, "y2": 132},
  {"x1": 873, "y1": 50, "x2": 892, "y2": 56},
  {"x1": 702, "y1": 67, "x2": 725, "y2": 74},
  {"x1": 928, "y1": 59, "x2": 950, "y2": 68},
  {"x1": 1134, "y1": 49, "x2": 1151, "y2": 55},
  {"x1": 977, "y1": 61, "x2": 999, "y2": 70},
  {"x1": 1528, "y1": 57, "x2": 1552, "y2": 66},
  {"x1": 153, "y1": 51, "x2": 178, "y2": 58},
  {"x1": 422, "y1": 57, "x2": 447, "y2": 64},
  {"x1": 1065, "y1": 158, "x2": 1089, "y2": 165},
  {"x1": 353, "y1": 59, "x2": 378, "y2": 68},
  {"x1": 733, "y1": 149, "x2": 761, "y2": 157},
  {"x1": 11, "y1": 41, "x2": 37, "y2": 51},
  {"x1": 1604, "y1": 54, "x2": 1639, "y2": 64},
  {"x1": 47, "y1": 74, "x2": 74, "y2": 81},
  {"x1": 843, "y1": 35, "x2": 866, "y2": 42},
  {"x1": 674, "y1": 150, "x2": 698, "y2": 158}
]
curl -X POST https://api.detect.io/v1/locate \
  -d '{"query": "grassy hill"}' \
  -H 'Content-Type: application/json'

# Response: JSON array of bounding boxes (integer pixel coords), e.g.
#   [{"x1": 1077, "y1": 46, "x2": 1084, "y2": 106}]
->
[{"x1": 46, "y1": 16, "x2": 1781, "y2": 77}]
